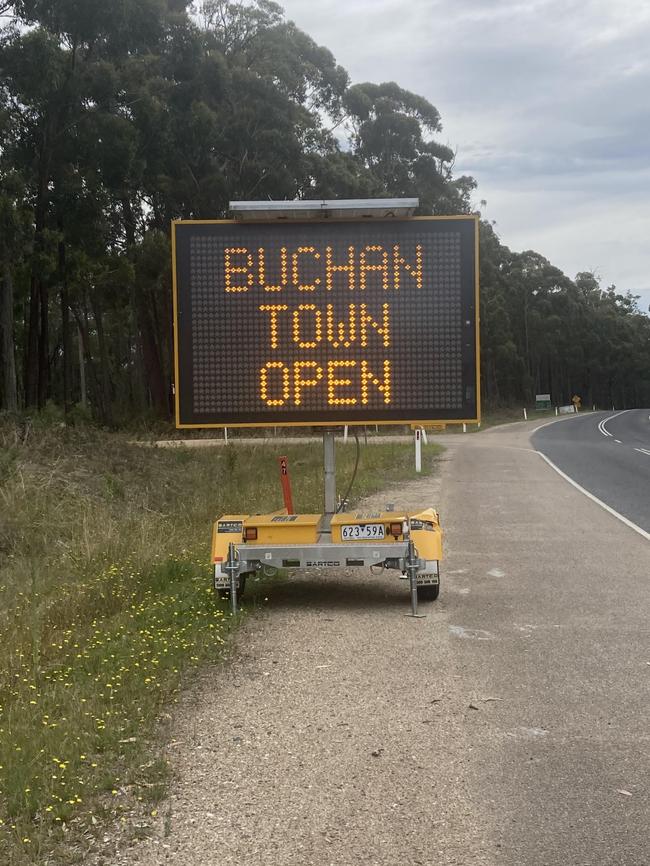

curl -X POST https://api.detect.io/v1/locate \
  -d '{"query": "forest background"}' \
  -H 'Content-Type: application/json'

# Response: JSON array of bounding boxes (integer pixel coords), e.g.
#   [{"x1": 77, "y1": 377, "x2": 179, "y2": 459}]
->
[{"x1": 1, "y1": 0, "x2": 649, "y2": 423}]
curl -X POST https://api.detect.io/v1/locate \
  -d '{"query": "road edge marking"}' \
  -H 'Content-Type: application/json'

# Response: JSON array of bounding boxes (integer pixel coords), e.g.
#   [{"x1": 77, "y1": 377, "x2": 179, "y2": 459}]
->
[
  {"x1": 530, "y1": 414, "x2": 586, "y2": 434},
  {"x1": 598, "y1": 409, "x2": 630, "y2": 438},
  {"x1": 597, "y1": 417, "x2": 612, "y2": 437},
  {"x1": 535, "y1": 451, "x2": 650, "y2": 542}
]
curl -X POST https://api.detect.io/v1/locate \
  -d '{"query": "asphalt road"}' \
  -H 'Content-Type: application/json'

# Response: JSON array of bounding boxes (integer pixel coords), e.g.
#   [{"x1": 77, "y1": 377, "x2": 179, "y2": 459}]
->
[
  {"x1": 532, "y1": 409, "x2": 650, "y2": 533},
  {"x1": 102, "y1": 420, "x2": 649, "y2": 866}
]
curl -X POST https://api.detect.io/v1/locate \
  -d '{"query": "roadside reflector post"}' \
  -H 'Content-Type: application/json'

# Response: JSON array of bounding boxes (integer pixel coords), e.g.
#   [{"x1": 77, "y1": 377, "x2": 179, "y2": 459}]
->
[
  {"x1": 343, "y1": 425, "x2": 348, "y2": 444},
  {"x1": 415, "y1": 428, "x2": 422, "y2": 473},
  {"x1": 463, "y1": 423, "x2": 467, "y2": 433},
  {"x1": 555, "y1": 406, "x2": 558, "y2": 416},
  {"x1": 278, "y1": 455, "x2": 295, "y2": 514},
  {"x1": 323, "y1": 429, "x2": 337, "y2": 518},
  {"x1": 523, "y1": 408, "x2": 528, "y2": 421},
  {"x1": 224, "y1": 427, "x2": 228, "y2": 444}
]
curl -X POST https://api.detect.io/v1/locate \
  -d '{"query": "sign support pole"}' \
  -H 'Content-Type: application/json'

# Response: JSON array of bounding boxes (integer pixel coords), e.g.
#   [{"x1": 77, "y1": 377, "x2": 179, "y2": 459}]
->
[
  {"x1": 226, "y1": 542, "x2": 239, "y2": 615},
  {"x1": 405, "y1": 531, "x2": 425, "y2": 618}
]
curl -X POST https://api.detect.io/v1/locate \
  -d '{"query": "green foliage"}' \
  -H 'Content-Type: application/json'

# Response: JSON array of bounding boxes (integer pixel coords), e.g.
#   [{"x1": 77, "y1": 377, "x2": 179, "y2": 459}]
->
[
  {"x1": 342, "y1": 80, "x2": 471, "y2": 214},
  {"x1": 479, "y1": 220, "x2": 650, "y2": 407},
  {"x1": 0, "y1": 420, "x2": 441, "y2": 862},
  {"x1": 0, "y1": 0, "x2": 648, "y2": 419},
  {"x1": 0, "y1": 0, "x2": 479, "y2": 419}
]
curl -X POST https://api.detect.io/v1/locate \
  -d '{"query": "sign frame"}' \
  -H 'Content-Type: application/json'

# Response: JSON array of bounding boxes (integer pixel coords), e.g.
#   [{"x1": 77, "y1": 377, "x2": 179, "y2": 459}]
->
[{"x1": 172, "y1": 215, "x2": 481, "y2": 429}]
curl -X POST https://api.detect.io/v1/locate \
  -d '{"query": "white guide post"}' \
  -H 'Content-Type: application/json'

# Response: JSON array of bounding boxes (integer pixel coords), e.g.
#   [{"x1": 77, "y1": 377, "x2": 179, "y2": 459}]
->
[
  {"x1": 415, "y1": 428, "x2": 422, "y2": 473},
  {"x1": 323, "y1": 430, "x2": 337, "y2": 516}
]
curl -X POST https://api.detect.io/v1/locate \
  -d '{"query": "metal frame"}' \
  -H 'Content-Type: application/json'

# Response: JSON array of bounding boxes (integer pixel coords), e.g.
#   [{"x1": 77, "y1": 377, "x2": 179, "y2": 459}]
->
[
  {"x1": 171, "y1": 214, "x2": 481, "y2": 429},
  {"x1": 218, "y1": 537, "x2": 440, "y2": 616},
  {"x1": 229, "y1": 199, "x2": 419, "y2": 221},
  {"x1": 215, "y1": 411, "x2": 441, "y2": 618}
]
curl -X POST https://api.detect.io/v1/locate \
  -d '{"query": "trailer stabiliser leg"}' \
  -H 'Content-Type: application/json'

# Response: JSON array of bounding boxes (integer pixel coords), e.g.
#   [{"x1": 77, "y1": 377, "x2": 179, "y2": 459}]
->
[
  {"x1": 225, "y1": 542, "x2": 239, "y2": 615},
  {"x1": 405, "y1": 537, "x2": 425, "y2": 618}
]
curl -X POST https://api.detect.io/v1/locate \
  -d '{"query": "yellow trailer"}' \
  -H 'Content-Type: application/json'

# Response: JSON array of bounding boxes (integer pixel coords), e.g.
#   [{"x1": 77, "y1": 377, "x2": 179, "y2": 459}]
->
[{"x1": 211, "y1": 505, "x2": 443, "y2": 613}]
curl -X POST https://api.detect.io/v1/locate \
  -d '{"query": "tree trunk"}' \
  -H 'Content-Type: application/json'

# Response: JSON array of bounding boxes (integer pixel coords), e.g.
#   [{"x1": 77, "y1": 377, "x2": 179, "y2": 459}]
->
[
  {"x1": 25, "y1": 275, "x2": 40, "y2": 407},
  {"x1": 61, "y1": 282, "x2": 71, "y2": 412},
  {"x1": 26, "y1": 125, "x2": 53, "y2": 409},
  {"x1": 122, "y1": 196, "x2": 168, "y2": 415},
  {"x1": 137, "y1": 293, "x2": 168, "y2": 414},
  {"x1": 57, "y1": 225, "x2": 72, "y2": 412},
  {"x1": 1, "y1": 263, "x2": 18, "y2": 411},
  {"x1": 74, "y1": 306, "x2": 104, "y2": 418},
  {"x1": 38, "y1": 278, "x2": 49, "y2": 408},
  {"x1": 77, "y1": 320, "x2": 87, "y2": 410},
  {"x1": 90, "y1": 295, "x2": 113, "y2": 425}
]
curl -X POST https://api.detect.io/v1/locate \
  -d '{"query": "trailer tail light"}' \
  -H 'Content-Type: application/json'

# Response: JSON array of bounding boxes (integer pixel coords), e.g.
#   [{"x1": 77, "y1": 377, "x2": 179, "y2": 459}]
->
[
  {"x1": 389, "y1": 522, "x2": 402, "y2": 538},
  {"x1": 244, "y1": 527, "x2": 258, "y2": 541}
]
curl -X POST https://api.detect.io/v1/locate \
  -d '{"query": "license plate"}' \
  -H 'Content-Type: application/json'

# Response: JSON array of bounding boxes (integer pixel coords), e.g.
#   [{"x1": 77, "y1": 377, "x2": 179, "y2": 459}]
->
[{"x1": 341, "y1": 523, "x2": 385, "y2": 541}]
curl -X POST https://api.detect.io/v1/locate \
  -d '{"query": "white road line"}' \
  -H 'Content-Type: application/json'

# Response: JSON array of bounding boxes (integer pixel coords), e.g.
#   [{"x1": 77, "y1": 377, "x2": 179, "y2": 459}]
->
[
  {"x1": 598, "y1": 417, "x2": 612, "y2": 437},
  {"x1": 531, "y1": 415, "x2": 583, "y2": 434},
  {"x1": 635, "y1": 448, "x2": 650, "y2": 456},
  {"x1": 615, "y1": 439, "x2": 622, "y2": 444},
  {"x1": 536, "y1": 452, "x2": 650, "y2": 542},
  {"x1": 598, "y1": 409, "x2": 631, "y2": 438}
]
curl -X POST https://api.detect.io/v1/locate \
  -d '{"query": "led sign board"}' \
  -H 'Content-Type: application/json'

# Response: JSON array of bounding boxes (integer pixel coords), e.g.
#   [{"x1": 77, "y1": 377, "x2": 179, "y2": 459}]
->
[{"x1": 172, "y1": 216, "x2": 479, "y2": 428}]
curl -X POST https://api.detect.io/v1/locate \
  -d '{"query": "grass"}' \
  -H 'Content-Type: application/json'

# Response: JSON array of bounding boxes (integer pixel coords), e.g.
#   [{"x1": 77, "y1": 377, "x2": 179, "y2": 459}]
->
[{"x1": 0, "y1": 418, "x2": 442, "y2": 864}]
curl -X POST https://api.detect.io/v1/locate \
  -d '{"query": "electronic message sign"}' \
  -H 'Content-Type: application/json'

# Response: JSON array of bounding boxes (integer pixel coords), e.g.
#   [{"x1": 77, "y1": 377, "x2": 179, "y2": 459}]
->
[{"x1": 172, "y1": 216, "x2": 479, "y2": 428}]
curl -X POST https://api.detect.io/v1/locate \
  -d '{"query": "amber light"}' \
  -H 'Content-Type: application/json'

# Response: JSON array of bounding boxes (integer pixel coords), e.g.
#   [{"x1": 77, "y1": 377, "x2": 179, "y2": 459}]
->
[
  {"x1": 389, "y1": 522, "x2": 402, "y2": 537},
  {"x1": 244, "y1": 527, "x2": 258, "y2": 541}
]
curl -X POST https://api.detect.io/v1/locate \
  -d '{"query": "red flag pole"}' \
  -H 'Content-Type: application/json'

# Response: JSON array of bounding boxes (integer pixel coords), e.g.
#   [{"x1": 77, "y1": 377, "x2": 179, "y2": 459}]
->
[{"x1": 278, "y1": 456, "x2": 294, "y2": 514}]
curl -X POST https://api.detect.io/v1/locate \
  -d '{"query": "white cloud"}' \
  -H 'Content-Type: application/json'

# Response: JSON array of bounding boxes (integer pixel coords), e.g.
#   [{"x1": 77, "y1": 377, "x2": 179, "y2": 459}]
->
[{"x1": 281, "y1": 0, "x2": 650, "y2": 305}]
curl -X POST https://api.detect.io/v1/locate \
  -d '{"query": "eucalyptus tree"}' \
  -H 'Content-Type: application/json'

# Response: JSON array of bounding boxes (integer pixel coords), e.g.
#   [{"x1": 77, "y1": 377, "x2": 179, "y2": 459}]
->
[
  {"x1": 343, "y1": 81, "x2": 475, "y2": 214},
  {"x1": 0, "y1": 0, "x2": 193, "y2": 414},
  {"x1": 1, "y1": 0, "x2": 647, "y2": 420}
]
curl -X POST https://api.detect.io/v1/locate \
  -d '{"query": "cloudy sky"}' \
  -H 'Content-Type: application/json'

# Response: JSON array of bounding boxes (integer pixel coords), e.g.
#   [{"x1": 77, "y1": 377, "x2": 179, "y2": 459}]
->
[{"x1": 281, "y1": 0, "x2": 650, "y2": 311}]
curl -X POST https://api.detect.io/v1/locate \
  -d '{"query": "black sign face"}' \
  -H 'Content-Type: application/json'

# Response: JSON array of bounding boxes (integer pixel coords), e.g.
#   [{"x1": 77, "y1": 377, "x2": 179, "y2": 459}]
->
[{"x1": 173, "y1": 217, "x2": 479, "y2": 427}]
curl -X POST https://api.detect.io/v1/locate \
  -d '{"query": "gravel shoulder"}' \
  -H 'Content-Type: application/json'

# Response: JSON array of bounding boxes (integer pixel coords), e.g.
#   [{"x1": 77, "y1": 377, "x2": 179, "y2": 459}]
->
[{"x1": 98, "y1": 421, "x2": 649, "y2": 866}]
